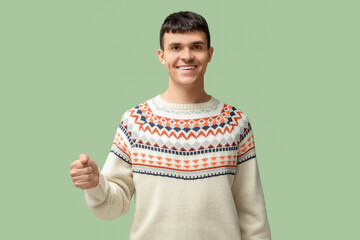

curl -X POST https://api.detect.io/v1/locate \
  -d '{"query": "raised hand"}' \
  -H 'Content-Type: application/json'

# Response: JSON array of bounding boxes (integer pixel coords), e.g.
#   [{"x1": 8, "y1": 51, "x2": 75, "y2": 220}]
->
[{"x1": 70, "y1": 153, "x2": 100, "y2": 190}]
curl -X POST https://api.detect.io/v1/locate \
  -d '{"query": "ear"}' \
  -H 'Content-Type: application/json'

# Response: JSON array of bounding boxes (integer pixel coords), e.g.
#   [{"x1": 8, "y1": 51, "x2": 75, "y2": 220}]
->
[
  {"x1": 207, "y1": 47, "x2": 214, "y2": 63},
  {"x1": 157, "y1": 49, "x2": 166, "y2": 65}
]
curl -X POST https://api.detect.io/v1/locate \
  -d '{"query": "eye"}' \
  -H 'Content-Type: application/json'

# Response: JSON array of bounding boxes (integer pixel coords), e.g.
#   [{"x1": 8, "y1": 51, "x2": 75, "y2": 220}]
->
[
  {"x1": 172, "y1": 46, "x2": 180, "y2": 51},
  {"x1": 193, "y1": 45, "x2": 201, "y2": 50}
]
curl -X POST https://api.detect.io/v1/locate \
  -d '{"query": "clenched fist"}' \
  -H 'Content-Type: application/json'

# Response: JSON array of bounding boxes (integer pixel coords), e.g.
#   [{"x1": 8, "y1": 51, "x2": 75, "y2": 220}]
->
[{"x1": 70, "y1": 154, "x2": 100, "y2": 190}]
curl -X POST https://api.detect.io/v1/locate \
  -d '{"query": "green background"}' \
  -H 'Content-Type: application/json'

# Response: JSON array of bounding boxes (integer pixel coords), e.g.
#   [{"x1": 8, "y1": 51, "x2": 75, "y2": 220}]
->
[{"x1": 1, "y1": 0, "x2": 359, "y2": 239}]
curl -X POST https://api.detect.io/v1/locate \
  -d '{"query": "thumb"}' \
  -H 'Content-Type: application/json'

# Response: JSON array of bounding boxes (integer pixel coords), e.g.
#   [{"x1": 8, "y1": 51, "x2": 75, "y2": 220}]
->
[{"x1": 79, "y1": 153, "x2": 89, "y2": 166}]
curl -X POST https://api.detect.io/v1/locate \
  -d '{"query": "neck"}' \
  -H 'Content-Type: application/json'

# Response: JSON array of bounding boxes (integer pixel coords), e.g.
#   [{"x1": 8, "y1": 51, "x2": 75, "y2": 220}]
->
[{"x1": 161, "y1": 78, "x2": 210, "y2": 104}]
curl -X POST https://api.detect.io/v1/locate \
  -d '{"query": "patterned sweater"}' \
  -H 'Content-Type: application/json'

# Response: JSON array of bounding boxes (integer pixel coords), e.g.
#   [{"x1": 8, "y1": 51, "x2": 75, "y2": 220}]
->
[{"x1": 85, "y1": 94, "x2": 271, "y2": 240}]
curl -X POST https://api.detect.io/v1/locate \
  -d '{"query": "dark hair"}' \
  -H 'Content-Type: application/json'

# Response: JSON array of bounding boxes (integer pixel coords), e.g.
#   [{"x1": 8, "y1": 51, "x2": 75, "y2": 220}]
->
[{"x1": 160, "y1": 11, "x2": 211, "y2": 50}]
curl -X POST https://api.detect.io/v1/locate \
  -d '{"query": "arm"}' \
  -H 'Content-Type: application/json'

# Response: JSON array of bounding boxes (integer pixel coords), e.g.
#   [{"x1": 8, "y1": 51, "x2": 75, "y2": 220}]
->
[
  {"x1": 231, "y1": 119, "x2": 271, "y2": 240},
  {"x1": 85, "y1": 118, "x2": 135, "y2": 221}
]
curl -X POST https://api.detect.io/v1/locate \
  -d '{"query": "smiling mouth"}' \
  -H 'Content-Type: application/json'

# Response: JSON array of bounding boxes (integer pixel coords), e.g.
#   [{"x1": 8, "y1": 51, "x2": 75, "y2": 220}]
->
[{"x1": 176, "y1": 65, "x2": 198, "y2": 70}]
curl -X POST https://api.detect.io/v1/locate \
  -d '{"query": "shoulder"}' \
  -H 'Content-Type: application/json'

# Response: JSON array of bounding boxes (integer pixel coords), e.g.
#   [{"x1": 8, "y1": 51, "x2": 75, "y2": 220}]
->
[
  {"x1": 118, "y1": 97, "x2": 153, "y2": 125},
  {"x1": 220, "y1": 101, "x2": 256, "y2": 145},
  {"x1": 219, "y1": 99, "x2": 251, "y2": 125}
]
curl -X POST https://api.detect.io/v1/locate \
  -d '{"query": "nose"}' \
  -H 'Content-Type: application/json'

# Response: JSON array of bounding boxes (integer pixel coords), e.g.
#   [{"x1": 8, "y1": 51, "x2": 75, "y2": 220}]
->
[{"x1": 180, "y1": 48, "x2": 194, "y2": 61}]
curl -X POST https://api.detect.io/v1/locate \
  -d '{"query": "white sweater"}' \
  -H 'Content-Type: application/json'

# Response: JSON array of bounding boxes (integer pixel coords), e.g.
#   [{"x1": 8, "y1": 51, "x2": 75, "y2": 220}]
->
[{"x1": 85, "y1": 94, "x2": 271, "y2": 240}]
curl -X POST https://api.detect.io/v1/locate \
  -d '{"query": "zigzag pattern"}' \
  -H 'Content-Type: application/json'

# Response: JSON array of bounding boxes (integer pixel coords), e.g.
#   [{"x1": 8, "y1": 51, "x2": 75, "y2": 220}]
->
[
  {"x1": 112, "y1": 95, "x2": 256, "y2": 180},
  {"x1": 128, "y1": 102, "x2": 244, "y2": 140}
]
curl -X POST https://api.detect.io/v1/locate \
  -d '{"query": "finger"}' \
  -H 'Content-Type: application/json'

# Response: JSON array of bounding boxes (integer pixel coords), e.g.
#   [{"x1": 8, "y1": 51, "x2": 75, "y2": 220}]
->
[
  {"x1": 70, "y1": 160, "x2": 78, "y2": 169},
  {"x1": 70, "y1": 167, "x2": 92, "y2": 177},
  {"x1": 74, "y1": 181, "x2": 91, "y2": 190},
  {"x1": 72, "y1": 173, "x2": 94, "y2": 182},
  {"x1": 79, "y1": 153, "x2": 89, "y2": 166},
  {"x1": 70, "y1": 160, "x2": 87, "y2": 169}
]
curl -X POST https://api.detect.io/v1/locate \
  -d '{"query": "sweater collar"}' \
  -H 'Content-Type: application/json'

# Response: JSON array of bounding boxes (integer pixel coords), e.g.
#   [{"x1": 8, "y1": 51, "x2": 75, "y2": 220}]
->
[{"x1": 153, "y1": 94, "x2": 219, "y2": 111}]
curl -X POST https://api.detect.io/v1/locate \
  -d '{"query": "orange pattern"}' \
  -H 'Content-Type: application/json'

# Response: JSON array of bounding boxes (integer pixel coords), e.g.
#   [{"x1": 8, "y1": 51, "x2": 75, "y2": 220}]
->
[{"x1": 110, "y1": 96, "x2": 256, "y2": 180}]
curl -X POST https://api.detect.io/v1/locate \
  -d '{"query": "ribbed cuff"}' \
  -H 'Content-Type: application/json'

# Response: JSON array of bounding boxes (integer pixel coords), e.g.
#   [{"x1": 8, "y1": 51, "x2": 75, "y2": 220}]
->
[{"x1": 84, "y1": 172, "x2": 108, "y2": 205}]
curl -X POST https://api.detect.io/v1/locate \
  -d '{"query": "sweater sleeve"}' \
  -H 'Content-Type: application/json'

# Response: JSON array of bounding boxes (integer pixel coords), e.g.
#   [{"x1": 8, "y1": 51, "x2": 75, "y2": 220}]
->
[
  {"x1": 231, "y1": 118, "x2": 271, "y2": 240},
  {"x1": 84, "y1": 114, "x2": 135, "y2": 221}
]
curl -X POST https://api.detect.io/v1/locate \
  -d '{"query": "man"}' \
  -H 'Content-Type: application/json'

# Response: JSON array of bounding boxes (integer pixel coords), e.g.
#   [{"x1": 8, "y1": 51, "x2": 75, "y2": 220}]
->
[{"x1": 70, "y1": 11, "x2": 271, "y2": 240}]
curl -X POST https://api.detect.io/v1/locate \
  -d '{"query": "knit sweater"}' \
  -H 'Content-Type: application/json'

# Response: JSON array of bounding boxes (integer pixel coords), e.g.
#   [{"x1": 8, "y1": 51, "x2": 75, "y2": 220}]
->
[{"x1": 85, "y1": 94, "x2": 271, "y2": 240}]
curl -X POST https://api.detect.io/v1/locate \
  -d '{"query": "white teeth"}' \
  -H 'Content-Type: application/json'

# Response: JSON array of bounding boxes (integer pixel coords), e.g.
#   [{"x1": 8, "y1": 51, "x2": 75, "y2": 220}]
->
[{"x1": 178, "y1": 66, "x2": 196, "y2": 70}]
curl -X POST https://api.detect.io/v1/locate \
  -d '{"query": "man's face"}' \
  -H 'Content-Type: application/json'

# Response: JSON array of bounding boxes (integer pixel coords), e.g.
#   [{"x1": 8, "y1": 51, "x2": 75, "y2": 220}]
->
[{"x1": 158, "y1": 31, "x2": 214, "y2": 88}]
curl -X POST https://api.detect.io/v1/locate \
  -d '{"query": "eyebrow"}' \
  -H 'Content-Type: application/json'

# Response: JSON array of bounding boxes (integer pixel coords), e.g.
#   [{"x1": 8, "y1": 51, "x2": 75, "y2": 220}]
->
[
  {"x1": 168, "y1": 41, "x2": 206, "y2": 47},
  {"x1": 192, "y1": 41, "x2": 205, "y2": 45}
]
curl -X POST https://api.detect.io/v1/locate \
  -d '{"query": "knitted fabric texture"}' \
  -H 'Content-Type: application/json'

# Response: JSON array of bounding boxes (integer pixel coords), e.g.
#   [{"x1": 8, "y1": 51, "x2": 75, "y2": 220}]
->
[{"x1": 85, "y1": 94, "x2": 271, "y2": 240}]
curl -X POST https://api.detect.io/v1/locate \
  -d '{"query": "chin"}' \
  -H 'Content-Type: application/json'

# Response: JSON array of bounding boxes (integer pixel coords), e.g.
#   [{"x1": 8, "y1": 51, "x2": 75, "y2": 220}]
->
[
  {"x1": 177, "y1": 81, "x2": 199, "y2": 87},
  {"x1": 176, "y1": 77, "x2": 201, "y2": 85}
]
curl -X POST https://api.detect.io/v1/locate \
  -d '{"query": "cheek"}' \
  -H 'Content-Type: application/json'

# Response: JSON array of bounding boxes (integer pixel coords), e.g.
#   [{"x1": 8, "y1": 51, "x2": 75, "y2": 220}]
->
[
  {"x1": 165, "y1": 63, "x2": 176, "y2": 74},
  {"x1": 198, "y1": 54, "x2": 211, "y2": 63}
]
